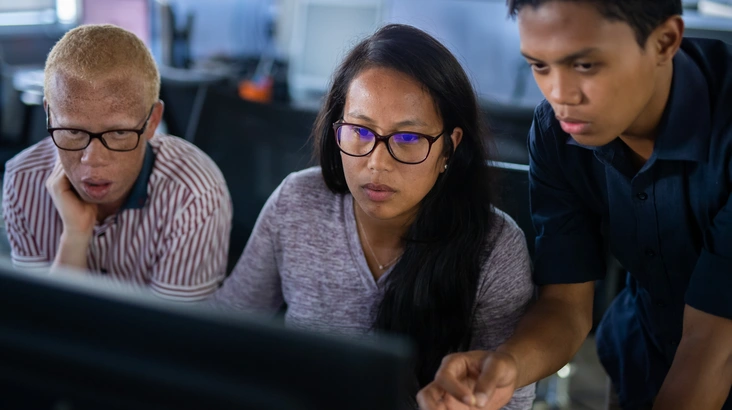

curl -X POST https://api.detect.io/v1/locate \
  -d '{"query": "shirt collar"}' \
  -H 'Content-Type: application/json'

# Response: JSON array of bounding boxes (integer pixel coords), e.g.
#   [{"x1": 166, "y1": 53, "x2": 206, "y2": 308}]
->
[
  {"x1": 652, "y1": 47, "x2": 711, "y2": 162},
  {"x1": 121, "y1": 142, "x2": 155, "y2": 210},
  {"x1": 565, "y1": 47, "x2": 711, "y2": 163}
]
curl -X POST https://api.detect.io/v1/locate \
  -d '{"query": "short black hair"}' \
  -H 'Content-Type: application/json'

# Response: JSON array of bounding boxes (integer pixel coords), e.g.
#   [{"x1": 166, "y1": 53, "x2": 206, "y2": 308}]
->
[{"x1": 506, "y1": 0, "x2": 682, "y2": 47}]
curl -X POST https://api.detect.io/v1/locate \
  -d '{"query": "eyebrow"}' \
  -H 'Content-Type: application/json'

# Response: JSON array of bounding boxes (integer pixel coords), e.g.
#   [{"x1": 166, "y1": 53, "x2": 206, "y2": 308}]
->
[
  {"x1": 345, "y1": 112, "x2": 430, "y2": 129},
  {"x1": 521, "y1": 47, "x2": 600, "y2": 65}
]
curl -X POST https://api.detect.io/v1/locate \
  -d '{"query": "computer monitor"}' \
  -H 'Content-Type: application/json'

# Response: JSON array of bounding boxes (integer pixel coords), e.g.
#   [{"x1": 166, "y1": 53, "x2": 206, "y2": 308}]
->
[
  {"x1": 0, "y1": 0, "x2": 63, "y2": 26},
  {"x1": 0, "y1": 260, "x2": 414, "y2": 410},
  {"x1": 81, "y1": 0, "x2": 151, "y2": 45},
  {"x1": 282, "y1": 0, "x2": 385, "y2": 102}
]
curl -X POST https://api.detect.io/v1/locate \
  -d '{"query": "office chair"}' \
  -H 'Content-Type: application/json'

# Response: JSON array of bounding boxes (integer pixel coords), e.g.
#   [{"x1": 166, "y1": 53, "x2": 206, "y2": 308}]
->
[{"x1": 190, "y1": 86, "x2": 317, "y2": 272}]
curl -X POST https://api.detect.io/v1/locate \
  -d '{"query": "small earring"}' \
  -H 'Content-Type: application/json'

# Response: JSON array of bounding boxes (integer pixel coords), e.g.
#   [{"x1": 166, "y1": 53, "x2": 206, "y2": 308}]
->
[{"x1": 444, "y1": 164, "x2": 448, "y2": 170}]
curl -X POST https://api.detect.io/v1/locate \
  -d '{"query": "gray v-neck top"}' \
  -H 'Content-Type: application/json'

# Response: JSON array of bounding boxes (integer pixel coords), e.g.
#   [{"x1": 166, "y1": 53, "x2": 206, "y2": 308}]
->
[{"x1": 211, "y1": 167, "x2": 536, "y2": 408}]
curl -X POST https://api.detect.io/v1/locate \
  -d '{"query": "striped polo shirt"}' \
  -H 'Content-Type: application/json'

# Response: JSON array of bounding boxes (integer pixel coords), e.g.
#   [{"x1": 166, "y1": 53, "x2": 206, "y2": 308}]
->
[{"x1": 2, "y1": 135, "x2": 233, "y2": 301}]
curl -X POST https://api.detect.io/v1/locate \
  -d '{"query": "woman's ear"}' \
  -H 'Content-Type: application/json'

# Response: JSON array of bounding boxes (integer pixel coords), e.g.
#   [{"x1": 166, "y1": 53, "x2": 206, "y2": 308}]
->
[
  {"x1": 450, "y1": 127, "x2": 464, "y2": 151},
  {"x1": 441, "y1": 127, "x2": 463, "y2": 173}
]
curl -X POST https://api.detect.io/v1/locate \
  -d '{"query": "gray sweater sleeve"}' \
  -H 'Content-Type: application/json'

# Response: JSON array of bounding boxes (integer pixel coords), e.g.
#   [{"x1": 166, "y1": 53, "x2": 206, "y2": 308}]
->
[
  {"x1": 209, "y1": 177, "x2": 287, "y2": 313},
  {"x1": 471, "y1": 211, "x2": 537, "y2": 409}
]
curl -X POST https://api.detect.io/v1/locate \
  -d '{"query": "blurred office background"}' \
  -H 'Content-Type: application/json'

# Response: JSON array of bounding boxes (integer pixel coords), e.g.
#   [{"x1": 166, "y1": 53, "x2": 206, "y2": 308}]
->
[{"x1": 0, "y1": 0, "x2": 729, "y2": 408}]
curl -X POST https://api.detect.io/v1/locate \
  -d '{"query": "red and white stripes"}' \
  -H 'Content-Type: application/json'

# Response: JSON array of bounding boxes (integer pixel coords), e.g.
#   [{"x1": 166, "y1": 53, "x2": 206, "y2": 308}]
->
[{"x1": 3, "y1": 135, "x2": 232, "y2": 301}]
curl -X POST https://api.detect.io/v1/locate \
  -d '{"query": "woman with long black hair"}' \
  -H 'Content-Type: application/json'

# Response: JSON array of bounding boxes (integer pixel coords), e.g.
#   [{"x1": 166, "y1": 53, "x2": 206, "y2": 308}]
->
[{"x1": 212, "y1": 24, "x2": 535, "y2": 408}]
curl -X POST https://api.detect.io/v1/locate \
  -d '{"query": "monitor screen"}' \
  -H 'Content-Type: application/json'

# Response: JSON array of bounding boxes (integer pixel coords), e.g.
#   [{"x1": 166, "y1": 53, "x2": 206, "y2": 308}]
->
[
  {"x1": 0, "y1": 0, "x2": 54, "y2": 13},
  {"x1": 82, "y1": 0, "x2": 150, "y2": 45},
  {"x1": 0, "y1": 0, "x2": 57, "y2": 26},
  {"x1": 0, "y1": 261, "x2": 414, "y2": 410},
  {"x1": 286, "y1": 0, "x2": 384, "y2": 101}
]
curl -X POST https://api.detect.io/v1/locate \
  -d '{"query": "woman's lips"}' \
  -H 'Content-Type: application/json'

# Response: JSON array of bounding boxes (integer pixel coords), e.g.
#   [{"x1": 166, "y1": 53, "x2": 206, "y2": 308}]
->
[{"x1": 362, "y1": 183, "x2": 396, "y2": 202}]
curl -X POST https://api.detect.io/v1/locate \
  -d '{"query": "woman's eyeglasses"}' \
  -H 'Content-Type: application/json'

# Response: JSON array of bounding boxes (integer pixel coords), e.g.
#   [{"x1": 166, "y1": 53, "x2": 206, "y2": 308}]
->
[{"x1": 333, "y1": 122, "x2": 443, "y2": 165}]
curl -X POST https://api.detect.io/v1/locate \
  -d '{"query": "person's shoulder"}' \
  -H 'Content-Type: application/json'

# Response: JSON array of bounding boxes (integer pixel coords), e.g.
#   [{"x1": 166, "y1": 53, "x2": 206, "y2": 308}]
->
[
  {"x1": 274, "y1": 166, "x2": 338, "y2": 212},
  {"x1": 257, "y1": 167, "x2": 342, "y2": 236},
  {"x1": 476, "y1": 207, "x2": 533, "y2": 299},
  {"x1": 682, "y1": 38, "x2": 732, "y2": 113},
  {"x1": 682, "y1": 37, "x2": 732, "y2": 75},
  {"x1": 148, "y1": 134, "x2": 228, "y2": 197},
  {"x1": 486, "y1": 208, "x2": 528, "y2": 258},
  {"x1": 4, "y1": 137, "x2": 56, "y2": 179}
]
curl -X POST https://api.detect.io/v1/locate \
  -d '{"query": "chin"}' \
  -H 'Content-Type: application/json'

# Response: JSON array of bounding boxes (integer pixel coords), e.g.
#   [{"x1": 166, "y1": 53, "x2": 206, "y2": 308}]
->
[
  {"x1": 570, "y1": 133, "x2": 617, "y2": 148},
  {"x1": 353, "y1": 198, "x2": 393, "y2": 220},
  {"x1": 76, "y1": 187, "x2": 122, "y2": 206},
  {"x1": 78, "y1": 193, "x2": 111, "y2": 205}
]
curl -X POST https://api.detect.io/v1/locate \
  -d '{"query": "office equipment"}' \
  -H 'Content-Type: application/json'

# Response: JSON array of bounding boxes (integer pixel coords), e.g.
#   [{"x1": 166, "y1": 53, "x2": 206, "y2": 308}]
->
[
  {"x1": 0, "y1": 259, "x2": 414, "y2": 410},
  {"x1": 489, "y1": 161, "x2": 534, "y2": 257},
  {"x1": 82, "y1": 0, "x2": 151, "y2": 45},
  {"x1": 482, "y1": 101, "x2": 533, "y2": 165},
  {"x1": 159, "y1": 65, "x2": 228, "y2": 141},
  {"x1": 683, "y1": 8, "x2": 732, "y2": 43},
  {"x1": 0, "y1": 0, "x2": 63, "y2": 27},
  {"x1": 0, "y1": 0, "x2": 72, "y2": 150},
  {"x1": 155, "y1": 0, "x2": 194, "y2": 68},
  {"x1": 280, "y1": 0, "x2": 385, "y2": 102},
  {"x1": 191, "y1": 86, "x2": 316, "y2": 270},
  {"x1": 698, "y1": 0, "x2": 732, "y2": 18}
]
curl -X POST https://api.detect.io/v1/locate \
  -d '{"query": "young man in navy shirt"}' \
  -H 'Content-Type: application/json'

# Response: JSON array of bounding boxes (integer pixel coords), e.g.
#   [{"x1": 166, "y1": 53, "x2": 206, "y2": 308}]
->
[{"x1": 418, "y1": 1, "x2": 732, "y2": 409}]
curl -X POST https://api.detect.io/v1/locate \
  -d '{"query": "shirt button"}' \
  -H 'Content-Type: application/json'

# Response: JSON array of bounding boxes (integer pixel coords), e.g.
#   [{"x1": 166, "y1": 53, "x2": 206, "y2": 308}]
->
[
  {"x1": 645, "y1": 248, "x2": 656, "y2": 257},
  {"x1": 636, "y1": 192, "x2": 648, "y2": 200}
]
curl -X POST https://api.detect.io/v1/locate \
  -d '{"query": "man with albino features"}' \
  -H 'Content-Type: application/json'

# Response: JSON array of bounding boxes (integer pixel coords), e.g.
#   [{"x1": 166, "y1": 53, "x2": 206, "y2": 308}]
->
[{"x1": 3, "y1": 25, "x2": 232, "y2": 301}]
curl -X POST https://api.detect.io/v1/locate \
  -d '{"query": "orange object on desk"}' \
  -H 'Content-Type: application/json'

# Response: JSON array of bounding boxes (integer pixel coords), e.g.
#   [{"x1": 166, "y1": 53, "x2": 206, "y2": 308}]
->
[{"x1": 239, "y1": 76, "x2": 273, "y2": 103}]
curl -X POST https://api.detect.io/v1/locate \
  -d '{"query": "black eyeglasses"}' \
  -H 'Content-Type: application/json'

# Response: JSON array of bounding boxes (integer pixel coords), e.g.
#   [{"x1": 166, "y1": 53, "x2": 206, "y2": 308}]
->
[
  {"x1": 47, "y1": 104, "x2": 155, "y2": 152},
  {"x1": 333, "y1": 121, "x2": 443, "y2": 165}
]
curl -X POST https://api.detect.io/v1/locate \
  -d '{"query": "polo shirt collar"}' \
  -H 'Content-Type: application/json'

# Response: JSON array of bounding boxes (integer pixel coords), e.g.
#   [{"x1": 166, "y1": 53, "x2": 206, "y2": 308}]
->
[{"x1": 121, "y1": 142, "x2": 155, "y2": 210}]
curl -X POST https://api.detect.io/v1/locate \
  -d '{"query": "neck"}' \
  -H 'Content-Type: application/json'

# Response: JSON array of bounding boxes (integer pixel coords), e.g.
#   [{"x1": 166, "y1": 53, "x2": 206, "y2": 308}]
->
[
  {"x1": 619, "y1": 63, "x2": 674, "y2": 164},
  {"x1": 353, "y1": 199, "x2": 411, "y2": 275},
  {"x1": 353, "y1": 202, "x2": 411, "y2": 247},
  {"x1": 96, "y1": 199, "x2": 124, "y2": 222}
]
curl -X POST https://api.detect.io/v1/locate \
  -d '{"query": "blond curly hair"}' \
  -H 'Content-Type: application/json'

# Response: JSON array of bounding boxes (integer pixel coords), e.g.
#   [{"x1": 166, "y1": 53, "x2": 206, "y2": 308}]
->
[{"x1": 44, "y1": 24, "x2": 160, "y2": 108}]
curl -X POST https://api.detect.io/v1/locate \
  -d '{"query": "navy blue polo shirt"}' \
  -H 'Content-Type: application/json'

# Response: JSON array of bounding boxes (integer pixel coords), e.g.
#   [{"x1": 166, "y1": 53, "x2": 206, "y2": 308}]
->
[{"x1": 529, "y1": 38, "x2": 732, "y2": 408}]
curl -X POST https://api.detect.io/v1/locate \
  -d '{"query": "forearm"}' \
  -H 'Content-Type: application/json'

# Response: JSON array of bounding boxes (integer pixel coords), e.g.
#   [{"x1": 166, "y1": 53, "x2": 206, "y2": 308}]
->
[
  {"x1": 51, "y1": 232, "x2": 91, "y2": 272},
  {"x1": 653, "y1": 338, "x2": 732, "y2": 409},
  {"x1": 497, "y1": 283, "x2": 594, "y2": 388},
  {"x1": 654, "y1": 307, "x2": 732, "y2": 410}
]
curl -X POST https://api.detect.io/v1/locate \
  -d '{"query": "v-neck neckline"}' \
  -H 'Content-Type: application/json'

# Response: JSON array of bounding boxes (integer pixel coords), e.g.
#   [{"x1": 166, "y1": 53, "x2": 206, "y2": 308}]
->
[{"x1": 343, "y1": 194, "x2": 394, "y2": 290}]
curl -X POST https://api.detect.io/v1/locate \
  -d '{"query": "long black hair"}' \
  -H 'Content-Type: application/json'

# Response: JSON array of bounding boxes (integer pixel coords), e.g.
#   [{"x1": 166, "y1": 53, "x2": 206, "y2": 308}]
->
[{"x1": 313, "y1": 24, "x2": 500, "y2": 389}]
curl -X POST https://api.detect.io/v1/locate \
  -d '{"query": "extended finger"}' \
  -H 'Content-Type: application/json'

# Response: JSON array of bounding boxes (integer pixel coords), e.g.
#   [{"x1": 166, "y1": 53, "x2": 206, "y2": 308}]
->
[
  {"x1": 433, "y1": 352, "x2": 487, "y2": 406},
  {"x1": 473, "y1": 354, "x2": 515, "y2": 407},
  {"x1": 416, "y1": 382, "x2": 448, "y2": 410}
]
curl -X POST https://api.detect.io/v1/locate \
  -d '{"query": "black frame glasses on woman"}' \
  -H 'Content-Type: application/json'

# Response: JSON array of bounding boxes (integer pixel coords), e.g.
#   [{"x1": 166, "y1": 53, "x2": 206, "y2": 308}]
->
[
  {"x1": 46, "y1": 104, "x2": 155, "y2": 152},
  {"x1": 333, "y1": 121, "x2": 444, "y2": 165}
]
